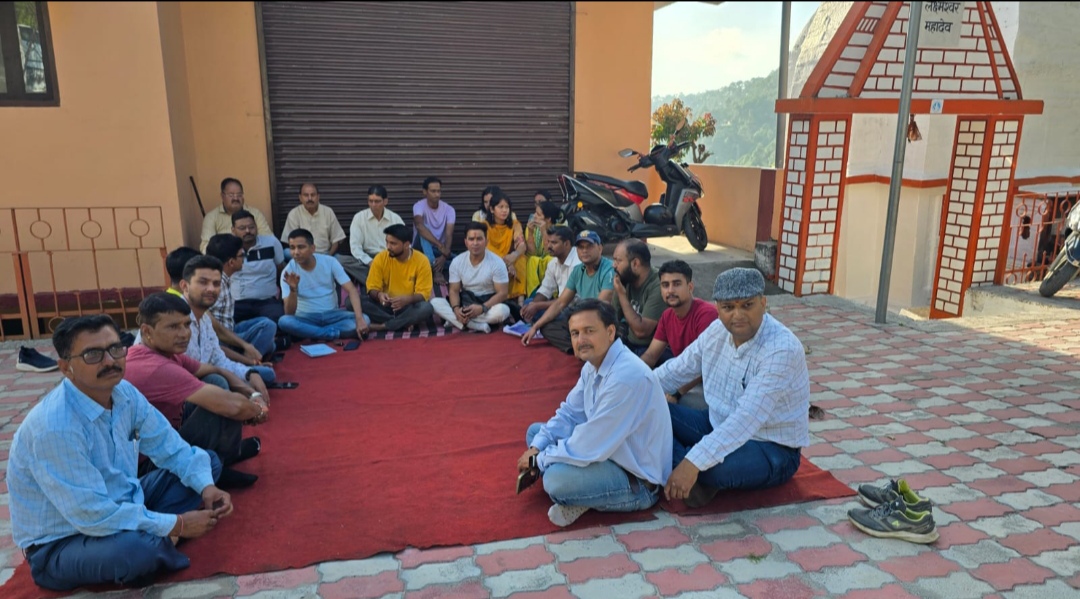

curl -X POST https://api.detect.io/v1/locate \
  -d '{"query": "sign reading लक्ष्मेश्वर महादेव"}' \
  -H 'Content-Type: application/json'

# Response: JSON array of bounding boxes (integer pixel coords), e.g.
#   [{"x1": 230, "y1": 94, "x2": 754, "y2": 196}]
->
[{"x1": 918, "y1": 2, "x2": 965, "y2": 49}]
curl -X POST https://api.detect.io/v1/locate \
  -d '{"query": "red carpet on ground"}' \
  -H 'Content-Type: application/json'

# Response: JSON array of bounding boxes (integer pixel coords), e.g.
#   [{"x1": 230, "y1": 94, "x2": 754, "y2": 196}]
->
[{"x1": 4, "y1": 334, "x2": 853, "y2": 598}]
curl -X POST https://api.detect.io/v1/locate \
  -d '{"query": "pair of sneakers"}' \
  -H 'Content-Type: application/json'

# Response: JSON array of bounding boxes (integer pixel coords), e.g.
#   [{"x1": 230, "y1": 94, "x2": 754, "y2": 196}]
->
[{"x1": 848, "y1": 478, "x2": 938, "y2": 544}]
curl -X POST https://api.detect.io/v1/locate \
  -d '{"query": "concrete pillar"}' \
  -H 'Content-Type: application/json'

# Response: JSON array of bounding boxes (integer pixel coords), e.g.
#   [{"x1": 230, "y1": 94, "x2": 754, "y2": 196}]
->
[{"x1": 776, "y1": 115, "x2": 852, "y2": 296}]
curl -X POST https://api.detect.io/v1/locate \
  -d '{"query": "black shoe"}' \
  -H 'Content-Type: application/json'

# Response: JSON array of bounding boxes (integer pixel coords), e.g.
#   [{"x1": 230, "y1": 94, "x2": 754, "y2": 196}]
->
[
  {"x1": 685, "y1": 481, "x2": 720, "y2": 508},
  {"x1": 274, "y1": 336, "x2": 292, "y2": 353},
  {"x1": 234, "y1": 437, "x2": 261, "y2": 464},
  {"x1": 16, "y1": 346, "x2": 58, "y2": 373},
  {"x1": 217, "y1": 467, "x2": 259, "y2": 490}
]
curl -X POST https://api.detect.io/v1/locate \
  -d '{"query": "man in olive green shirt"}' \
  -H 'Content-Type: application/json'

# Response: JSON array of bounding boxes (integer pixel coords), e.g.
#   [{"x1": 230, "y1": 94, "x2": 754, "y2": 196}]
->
[
  {"x1": 611, "y1": 239, "x2": 666, "y2": 356},
  {"x1": 200, "y1": 177, "x2": 273, "y2": 253}
]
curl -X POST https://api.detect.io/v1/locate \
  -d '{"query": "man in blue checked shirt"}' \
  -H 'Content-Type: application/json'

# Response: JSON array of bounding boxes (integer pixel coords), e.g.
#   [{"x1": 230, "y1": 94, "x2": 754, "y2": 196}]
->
[
  {"x1": 518, "y1": 299, "x2": 672, "y2": 527},
  {"x1": 656, "y1": 268, "x2": 810, "y2": 508},
  {"x1": 7, "y1": 315, "x2": 232, "y2": 591}
]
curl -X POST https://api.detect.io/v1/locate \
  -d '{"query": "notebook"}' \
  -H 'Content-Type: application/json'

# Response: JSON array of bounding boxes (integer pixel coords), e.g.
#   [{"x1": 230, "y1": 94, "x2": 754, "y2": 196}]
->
[
  {"x1": 502, "y1": 321, "x2": 541, "y2": 339},
  {"x1": 299, "y1": 343, "x2": 336, "y2": 358}
]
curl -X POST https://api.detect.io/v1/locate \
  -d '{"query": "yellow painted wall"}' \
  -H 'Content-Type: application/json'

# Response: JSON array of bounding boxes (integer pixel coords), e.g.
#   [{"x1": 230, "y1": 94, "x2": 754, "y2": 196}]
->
[
  {"x1": 0, "y1": 2, "x2": 183, "y2": 294},
  {"x1": 690, "y1": 165, "x2": 761, "y2": 252},
  {"x1": 158, "y1": 2, "x2": 202, "y2": 250},
  {"x1": 179, "y1": 2, "x2": 273, "y2": 235},
  {"x1": 573, "y1": 2, "x2": 653, "y2": 176}
]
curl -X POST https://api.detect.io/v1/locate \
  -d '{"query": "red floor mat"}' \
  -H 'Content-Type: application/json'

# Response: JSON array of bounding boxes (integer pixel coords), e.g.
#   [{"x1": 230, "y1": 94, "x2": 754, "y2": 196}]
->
[{"x1": 3, "y1": 334, "x2": 853, "y2": 597}]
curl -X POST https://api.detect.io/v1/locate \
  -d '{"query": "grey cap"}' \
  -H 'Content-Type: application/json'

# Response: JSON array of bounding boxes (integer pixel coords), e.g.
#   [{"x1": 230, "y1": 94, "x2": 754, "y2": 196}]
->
[{"x1": 712, "y1": 267, "x2": 765, "y2": 301}]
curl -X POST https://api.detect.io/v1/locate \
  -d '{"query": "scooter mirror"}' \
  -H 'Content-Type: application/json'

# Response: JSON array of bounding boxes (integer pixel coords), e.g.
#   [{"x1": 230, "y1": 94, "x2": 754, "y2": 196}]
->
[
  {"x1": 676, "y1": 118, "x2": 688, "y2": 133},
  {"x1": 617, "y1": 149, "x2": 635, "y2": 158}
]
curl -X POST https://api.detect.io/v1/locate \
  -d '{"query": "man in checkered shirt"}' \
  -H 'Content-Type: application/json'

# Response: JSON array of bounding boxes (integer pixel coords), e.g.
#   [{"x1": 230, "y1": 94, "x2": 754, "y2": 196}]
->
[{"x1": 655, "y1": 268, "x2": 810, "y2": 508}]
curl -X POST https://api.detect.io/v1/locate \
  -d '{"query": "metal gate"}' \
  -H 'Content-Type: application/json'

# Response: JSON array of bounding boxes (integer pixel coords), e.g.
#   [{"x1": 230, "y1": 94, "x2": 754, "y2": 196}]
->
[
  {"x1": 257, "y1": 1, "x2": 573, "y2": 242},
  {"x1": 0, "y1": 207, "x2": 168, "y2": 340},
  {"x1": 998, "y1": 189, "x2": 1078, "y2": 285}
]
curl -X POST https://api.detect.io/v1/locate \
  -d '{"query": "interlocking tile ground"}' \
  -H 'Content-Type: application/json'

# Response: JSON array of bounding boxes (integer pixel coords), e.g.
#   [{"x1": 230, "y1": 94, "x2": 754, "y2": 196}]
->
[{"x1": 1, "y1": 294, "x2": 1078, "y2": 598}]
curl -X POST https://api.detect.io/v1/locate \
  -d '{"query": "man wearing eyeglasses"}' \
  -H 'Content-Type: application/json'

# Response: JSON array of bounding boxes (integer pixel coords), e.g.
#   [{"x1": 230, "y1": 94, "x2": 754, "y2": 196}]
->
[
  {"x1": 7, "y1": 315, "x2": 232, "y2": 591},
  {"x1": 655, "y1": 268, "x2": 809, "y2": 509},
  {"x1": 199, "y1": 177, "x2": 273, "y2": 253}
]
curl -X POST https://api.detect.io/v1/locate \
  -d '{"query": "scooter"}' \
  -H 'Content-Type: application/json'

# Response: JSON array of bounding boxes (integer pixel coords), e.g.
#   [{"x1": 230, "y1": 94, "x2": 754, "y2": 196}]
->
[
  {"x1": 558, "y1": 124, "x2": 709, "y2": 251},
  {"x1": 1038, "y1": 200, "x2": 1080, "y2": 297}
]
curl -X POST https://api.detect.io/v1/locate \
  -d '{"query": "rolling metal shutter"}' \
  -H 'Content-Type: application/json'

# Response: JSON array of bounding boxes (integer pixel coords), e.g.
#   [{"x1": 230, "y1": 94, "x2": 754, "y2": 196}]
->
[{"x1": 258, "y1": 1, "x2": 573, "y2": 247}]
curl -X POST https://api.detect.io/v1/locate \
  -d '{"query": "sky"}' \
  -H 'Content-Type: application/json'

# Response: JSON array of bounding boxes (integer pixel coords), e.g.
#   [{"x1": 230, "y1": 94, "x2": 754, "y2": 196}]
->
[{"x1": 652, "y1": 1, "x2": 822, "y2": 98}]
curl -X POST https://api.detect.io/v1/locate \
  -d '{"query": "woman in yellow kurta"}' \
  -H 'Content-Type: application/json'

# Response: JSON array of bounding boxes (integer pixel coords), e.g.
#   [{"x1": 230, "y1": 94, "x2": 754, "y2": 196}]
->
[
  {"x1": 486, "y1": 193, "x2": 528, "y2": 302},
  {"x1": 523, "y1": 200, "x2": 563, "y2": 298}
]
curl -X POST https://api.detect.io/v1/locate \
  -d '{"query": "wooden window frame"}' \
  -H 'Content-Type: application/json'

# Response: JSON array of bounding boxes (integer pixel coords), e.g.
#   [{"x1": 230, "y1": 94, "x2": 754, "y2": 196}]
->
[{"x1": 0, "y1": 1, "x2": 59, "y2": 106}]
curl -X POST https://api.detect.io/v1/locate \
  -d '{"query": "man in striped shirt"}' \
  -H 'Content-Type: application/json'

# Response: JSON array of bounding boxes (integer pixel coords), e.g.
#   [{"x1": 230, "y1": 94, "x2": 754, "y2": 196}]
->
[{"x1": 656, "y1": 268, "x2": 809, "y2": 508}]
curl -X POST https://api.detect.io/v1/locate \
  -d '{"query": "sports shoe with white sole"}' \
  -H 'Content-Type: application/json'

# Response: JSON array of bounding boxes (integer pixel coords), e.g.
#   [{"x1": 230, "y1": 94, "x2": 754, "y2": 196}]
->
[
  {"x1": 548, "y1": 504, "x2": 589, "y2": 527},
  {"x1": 16, "y1": 346, "x2": 58, "y2": 373},
  {"x1": 858, "y1": 478, "x2": 932, "y2": 512},
  {"x1": 848, "y1": 498, "x2": 939, "y2": 544}
]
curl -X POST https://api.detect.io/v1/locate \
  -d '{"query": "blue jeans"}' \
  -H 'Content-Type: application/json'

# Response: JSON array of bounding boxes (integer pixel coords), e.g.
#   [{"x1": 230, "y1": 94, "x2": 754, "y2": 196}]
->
[
  {"x1": 668, "y1": 403, "x2": 801, "y2": 490},
  {"x1": 526, "y1": 423, "x2": 658, "y2": 512},
  {"x1": 278, "y1": 310, "x2": 371, "y2": 341},
  {"x1": 234, "y1": 317, "x2": 276, "y2": 357},
  {"x1": 27, "y1": 452, "x2": 223, "y2": 591}
]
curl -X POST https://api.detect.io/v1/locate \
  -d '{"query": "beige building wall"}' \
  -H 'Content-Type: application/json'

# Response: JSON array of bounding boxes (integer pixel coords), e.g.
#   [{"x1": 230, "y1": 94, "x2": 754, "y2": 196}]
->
[
  {"x1": 0, "y1": 2, "x2": 184, "y2": 294},
  {"x1": 178, "y1": 2, "x2": 273, "y2": 236},
  {"x1": 573, "y1": 2, "x2": 653, "y2": 177}
]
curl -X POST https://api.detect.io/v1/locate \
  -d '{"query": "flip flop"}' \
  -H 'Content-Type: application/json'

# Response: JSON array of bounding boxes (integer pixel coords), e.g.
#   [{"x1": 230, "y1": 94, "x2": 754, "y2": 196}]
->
[
  {"x1": 270, "y1": 353, "x2": 287, "y2": 364},
  {"x1": 267, "y1": 381, "x2": 299, "y2": 390}
]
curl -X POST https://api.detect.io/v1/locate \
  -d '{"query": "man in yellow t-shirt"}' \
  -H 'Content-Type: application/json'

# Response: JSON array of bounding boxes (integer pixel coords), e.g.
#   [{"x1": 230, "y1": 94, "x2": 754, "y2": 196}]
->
[{"x1": 363, "y1": 224, "x2": 435, "y2": 332}]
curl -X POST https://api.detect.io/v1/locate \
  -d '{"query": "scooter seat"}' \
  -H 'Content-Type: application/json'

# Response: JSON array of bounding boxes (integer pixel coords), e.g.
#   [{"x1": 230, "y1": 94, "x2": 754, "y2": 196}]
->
[{"x1": 577, "y1": 172, "x2": 649, "y2": 200}]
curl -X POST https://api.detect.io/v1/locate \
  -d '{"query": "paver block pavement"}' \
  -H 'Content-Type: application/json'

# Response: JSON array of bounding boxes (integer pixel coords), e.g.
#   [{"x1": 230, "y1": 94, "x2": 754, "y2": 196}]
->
[{"x1": 484, "y1": 564, "x2": 564, "y2": 598}]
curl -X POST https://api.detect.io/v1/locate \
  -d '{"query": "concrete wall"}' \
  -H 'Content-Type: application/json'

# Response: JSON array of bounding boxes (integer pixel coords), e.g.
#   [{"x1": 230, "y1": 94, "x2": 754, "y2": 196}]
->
[
  {"x1": 178, "y1": 2, "x2": 273, "y2": 234},
  {"x1": 573, "y1": 2, "x2": 653, "y2": 176},
  {"x1": 0, "y1": 2, "x2": 184, "y2": 293},
  {"x1": 834, "y1": 184, "x2": 944, "y2": 309}
]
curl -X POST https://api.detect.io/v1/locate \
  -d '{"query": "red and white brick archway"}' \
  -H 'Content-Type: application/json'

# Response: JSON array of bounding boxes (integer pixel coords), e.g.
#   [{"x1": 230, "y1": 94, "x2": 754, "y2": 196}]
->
[{"x1": 774, "y1": 1, "x2": 1042, "y2": 318}]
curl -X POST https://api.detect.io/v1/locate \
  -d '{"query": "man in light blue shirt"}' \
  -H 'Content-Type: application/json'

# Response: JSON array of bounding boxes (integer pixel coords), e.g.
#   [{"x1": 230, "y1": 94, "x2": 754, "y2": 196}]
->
[
  {"x1": 518, "y1": 299, "x2": 672, "y2": 527},
  {"x1": 279, "y1": 228, "x2": 371, "y2": 341},
  {"x1": 7, "y1": 315, "x2": 232, "y2": 591}
]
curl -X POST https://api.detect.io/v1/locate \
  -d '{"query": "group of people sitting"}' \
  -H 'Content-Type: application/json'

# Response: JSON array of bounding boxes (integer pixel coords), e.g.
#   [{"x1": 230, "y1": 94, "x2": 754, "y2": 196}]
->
[{"x1": 6, "y1": 175, "x2": 812, "y2": 592}]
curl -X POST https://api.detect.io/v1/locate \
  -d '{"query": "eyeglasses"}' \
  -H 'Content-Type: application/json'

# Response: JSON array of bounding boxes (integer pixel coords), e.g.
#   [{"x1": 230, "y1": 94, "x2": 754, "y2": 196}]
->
[{"x1": 68, "y1": 343, "x2": 128, "y2": 365}]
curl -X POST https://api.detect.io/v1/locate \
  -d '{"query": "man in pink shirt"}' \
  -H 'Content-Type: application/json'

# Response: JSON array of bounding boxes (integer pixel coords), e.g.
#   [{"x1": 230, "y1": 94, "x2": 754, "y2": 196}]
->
[
  {"x1": 639, "y1": 260, "x2": 717, "y2": 408},
  {"x1": 125, "y1": 293, "x2": 268, "y2": 489}
]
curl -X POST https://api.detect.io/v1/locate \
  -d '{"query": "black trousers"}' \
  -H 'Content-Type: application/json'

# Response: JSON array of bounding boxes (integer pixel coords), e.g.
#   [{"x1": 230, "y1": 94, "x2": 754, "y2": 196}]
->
[
  {"x1": 361, "y1": 297, "x2": 435, "y2": 331},
  {"x1": 235, "y1": 298, "x2": 285, "y2": 324},
  {"x1": 179, "y1": 401, "x2": 243, "y2": 466}
]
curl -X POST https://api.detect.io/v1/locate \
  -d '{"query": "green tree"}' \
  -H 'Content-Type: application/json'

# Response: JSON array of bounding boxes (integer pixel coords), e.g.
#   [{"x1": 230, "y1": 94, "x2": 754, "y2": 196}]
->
[{"x1": 650, "y1": 98, "x2": 718, "y2": 163}]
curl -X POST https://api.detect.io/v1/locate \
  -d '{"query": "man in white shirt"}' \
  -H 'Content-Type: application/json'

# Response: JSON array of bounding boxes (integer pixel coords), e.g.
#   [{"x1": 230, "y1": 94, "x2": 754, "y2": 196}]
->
[
  {"x1": 280, "y1": 183, "x2": 347, "y2": 256},
  {"x1": 520, "y1": 226, "x2": 580, "y2": 323},
  {"x1": 430, "y1": 222, "x2": 511, "y2": 333},
  {"x1": 656, "y1": 268, "x2": 809, "y2": 508},
  {"x1": 348, "y1": 184, "x2": 404, "y2": 285},
  {"x1": 517, "y1": 299, "x2": 672, "y2": 527}
]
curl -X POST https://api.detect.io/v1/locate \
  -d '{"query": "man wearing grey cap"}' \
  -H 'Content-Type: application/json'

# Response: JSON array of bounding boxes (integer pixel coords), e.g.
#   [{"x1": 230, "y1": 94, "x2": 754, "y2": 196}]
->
[{"x1": 654, "y1": 267, "x2": 810, "y2": 508}]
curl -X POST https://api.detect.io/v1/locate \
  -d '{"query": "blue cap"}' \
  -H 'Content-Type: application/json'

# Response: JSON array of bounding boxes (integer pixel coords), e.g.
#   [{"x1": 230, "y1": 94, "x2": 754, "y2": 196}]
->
[
  {"x1": 712, "y1": 267, "x2": 765, "y2": 301},
  {"x1": 575, "y1": 230, "x2": 602, "y2": 246}
]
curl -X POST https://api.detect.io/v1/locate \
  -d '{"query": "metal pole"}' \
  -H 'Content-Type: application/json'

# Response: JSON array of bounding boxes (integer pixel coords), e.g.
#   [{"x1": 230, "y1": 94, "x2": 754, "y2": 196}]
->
[
  {"x1": 875, "y1": 1, "x2": 923, "y2": 324},
  {"x1": 775, "y1": 1, "x2": 792, "y2": 169}
]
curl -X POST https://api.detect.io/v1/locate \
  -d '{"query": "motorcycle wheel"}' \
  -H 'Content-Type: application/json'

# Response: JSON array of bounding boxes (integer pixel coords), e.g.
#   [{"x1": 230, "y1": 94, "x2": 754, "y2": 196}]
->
[
  {"x1": 1038, "y1": 250, "x2": 1079, "y2": 298},
  {"x1": 683, "y1": 210, "x2": 708, "y2": 252}
]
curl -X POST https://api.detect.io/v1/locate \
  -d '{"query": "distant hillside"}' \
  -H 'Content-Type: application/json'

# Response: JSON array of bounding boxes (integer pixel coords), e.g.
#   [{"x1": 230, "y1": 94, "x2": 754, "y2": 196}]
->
[{"x1": 652, "y1": 69, "x2": 779, "y2": 168}]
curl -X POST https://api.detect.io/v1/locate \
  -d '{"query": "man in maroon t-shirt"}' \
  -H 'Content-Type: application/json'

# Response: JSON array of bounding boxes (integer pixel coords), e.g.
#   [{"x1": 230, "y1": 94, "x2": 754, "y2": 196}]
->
[
  {"x1": 125, "y1": 292, "x2": 268, "y2": 488},
  {"x1": 640, "y1": 260, "x2": 717, "y2": 407}
]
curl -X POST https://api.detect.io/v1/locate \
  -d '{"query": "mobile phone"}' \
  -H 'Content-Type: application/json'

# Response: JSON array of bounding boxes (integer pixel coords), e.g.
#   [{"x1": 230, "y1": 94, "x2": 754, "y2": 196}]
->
[
  {"x1": 343, "y1": 340, "x2": 361, "y2": 351},
  {"x1": 516, "y1": 467, "x2": 540, "y2": 494}
]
